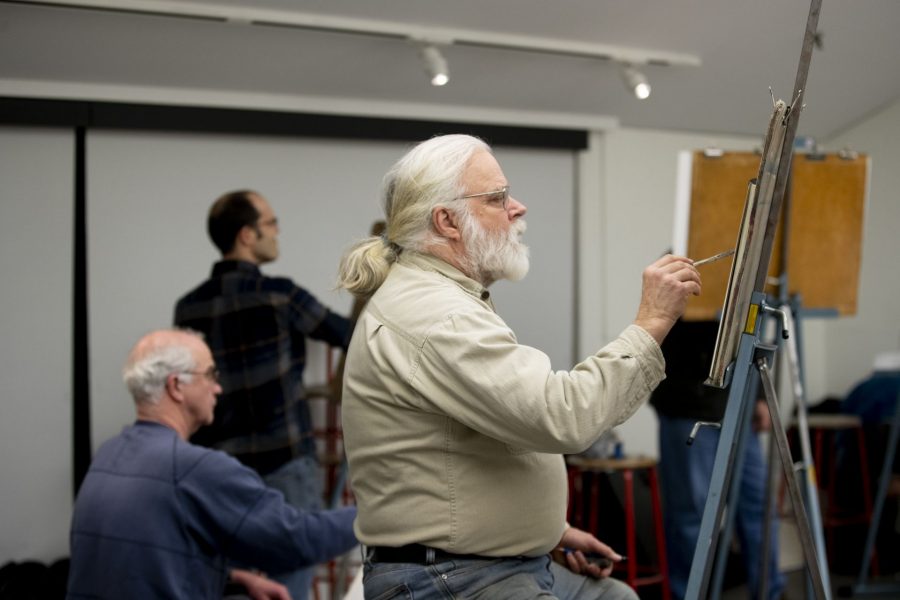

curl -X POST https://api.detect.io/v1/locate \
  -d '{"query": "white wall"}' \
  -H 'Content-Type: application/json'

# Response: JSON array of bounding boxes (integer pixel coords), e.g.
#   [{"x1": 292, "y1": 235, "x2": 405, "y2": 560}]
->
[{"x1": 0, "y1": 127, "x2": 73, "y2": 563}]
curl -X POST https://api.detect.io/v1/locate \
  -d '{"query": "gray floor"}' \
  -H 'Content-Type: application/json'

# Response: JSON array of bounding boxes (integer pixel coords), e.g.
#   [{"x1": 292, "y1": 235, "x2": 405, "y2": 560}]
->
[{"x1": 721, "y1": 570, "x2": 900, "y2": 600}]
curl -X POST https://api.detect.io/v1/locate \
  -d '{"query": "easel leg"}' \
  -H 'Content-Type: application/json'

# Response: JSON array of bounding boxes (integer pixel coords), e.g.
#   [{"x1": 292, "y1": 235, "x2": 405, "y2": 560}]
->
[
  {"x1": 758, "y1": 425, "x2": 779, "y2": 599},
  {"x1": 757, "y1": 357, "x2": 830, "y2": 600},
  {"x1": 685, "y1": 333, "x2": 758, "y2": 599},
  {"x1": 709, "y1": 387, "x2": 756, "y2": 600},
  {"x1": 780, "y1": 304, "x2": 832, "y2": 598}
]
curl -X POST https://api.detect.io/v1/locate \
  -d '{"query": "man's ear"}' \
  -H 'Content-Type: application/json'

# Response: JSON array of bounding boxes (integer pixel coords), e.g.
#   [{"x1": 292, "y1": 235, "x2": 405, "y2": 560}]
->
[
  {"x1": 235, "y1": 224, "x2": 258, "y2": 249},
  {"x1": 165, "y1": 373, "x2": 184, "y2": 403},
  {"x1": 432, "y1": 206, "x2": 462, "y2": 241}
]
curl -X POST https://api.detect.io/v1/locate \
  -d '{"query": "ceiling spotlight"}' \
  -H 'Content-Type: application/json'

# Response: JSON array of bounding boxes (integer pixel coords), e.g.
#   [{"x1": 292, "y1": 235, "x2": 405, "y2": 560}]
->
[
  {"x1": 419, "y1": 44, "x2": 450, "y2": 87},
  {"x1": 620, "y1": 63, "x2": 651, "y2": 100}
]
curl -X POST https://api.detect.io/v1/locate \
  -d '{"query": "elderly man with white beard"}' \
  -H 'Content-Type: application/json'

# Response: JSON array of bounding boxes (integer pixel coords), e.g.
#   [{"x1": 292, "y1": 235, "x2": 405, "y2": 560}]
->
[{"x1": 337, "y1": 134, "x2": 701, "y2": 600}]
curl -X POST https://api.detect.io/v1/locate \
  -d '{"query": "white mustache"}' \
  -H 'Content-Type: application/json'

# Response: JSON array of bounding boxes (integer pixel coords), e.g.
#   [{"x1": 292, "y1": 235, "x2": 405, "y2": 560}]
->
[{"x1": 511, "y1": 219, "x2": 527, "y2": 238}]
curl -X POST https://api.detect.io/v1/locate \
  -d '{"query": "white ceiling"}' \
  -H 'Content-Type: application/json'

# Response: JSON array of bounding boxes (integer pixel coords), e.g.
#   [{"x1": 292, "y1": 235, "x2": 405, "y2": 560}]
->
[{"x1": 2, "y1": 0, "x2": 899, "y2": 140}]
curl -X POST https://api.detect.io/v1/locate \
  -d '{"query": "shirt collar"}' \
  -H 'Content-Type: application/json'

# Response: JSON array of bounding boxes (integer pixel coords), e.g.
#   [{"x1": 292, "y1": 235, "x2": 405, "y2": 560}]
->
[
  {"x1": 211, "y1": 259, "x2": 261, "y2": 277},
  {"x1": 398, "y1": 251, "x2": 493, "y2": 305}
]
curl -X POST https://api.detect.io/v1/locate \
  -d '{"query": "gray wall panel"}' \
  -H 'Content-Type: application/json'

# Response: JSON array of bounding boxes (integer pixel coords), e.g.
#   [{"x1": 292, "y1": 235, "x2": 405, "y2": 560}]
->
[{"x1": 0, "y1": 126, "x2": 73, "y2": 563}]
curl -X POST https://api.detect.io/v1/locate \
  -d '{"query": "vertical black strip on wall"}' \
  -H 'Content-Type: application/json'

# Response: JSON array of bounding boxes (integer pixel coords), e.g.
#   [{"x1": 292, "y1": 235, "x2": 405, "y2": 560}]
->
[
  {"x1": 73, "y1": 125, "x2": 91, "y2": 498},
  {"x1": 570, "y1": 154, "x2": 581, "y2": 367}
]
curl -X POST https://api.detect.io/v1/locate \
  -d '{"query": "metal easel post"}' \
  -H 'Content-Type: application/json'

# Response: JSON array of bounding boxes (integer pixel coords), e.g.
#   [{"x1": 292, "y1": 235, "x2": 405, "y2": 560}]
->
[
  {"x1": 759, "y1": 378, "x2": 781, "y2": 599},
  {"x1": 709, "y1": 377, "x2": 759, "y2": 600},
  {"x1": 685, "y1": 291, "x2": 770, "y2": 599},
  {"x1": 685, "y1": 293, "x2": 831, "y2": 600},
  {"x1": 756, "y1": 332, "x2": 830, "y2": 600},
  {"x1": 782, "y1": 299, "x2": 832, "y2": 598}
]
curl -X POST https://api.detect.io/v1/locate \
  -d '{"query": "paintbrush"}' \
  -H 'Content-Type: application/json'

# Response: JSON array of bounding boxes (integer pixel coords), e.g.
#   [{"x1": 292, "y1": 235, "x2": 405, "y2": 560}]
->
[{"x1": 692, "y1": 248, "x2": 735, "y2": 267}]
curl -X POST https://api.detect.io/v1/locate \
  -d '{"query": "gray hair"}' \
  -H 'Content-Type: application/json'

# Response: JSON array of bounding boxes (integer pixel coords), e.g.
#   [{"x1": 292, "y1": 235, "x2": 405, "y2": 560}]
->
[
  {"x1": 337, "y1": 134, "x2": 491, "y2": 298},
  {"x1": 122, "y1": 329, "x2": 202, "y2": 405}
]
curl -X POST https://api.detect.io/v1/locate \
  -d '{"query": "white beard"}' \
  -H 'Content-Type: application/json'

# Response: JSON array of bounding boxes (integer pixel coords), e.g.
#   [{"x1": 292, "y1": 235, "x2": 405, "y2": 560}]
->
[{"x1": 460, "y1": 212, "x2": 530, "y2": 285}]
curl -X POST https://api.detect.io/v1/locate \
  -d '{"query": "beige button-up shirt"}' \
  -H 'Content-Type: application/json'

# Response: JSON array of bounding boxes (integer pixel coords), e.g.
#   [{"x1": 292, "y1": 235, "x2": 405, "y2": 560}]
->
[{"x1": 342, "y1": 251, "x2": 665, "y2": 557}]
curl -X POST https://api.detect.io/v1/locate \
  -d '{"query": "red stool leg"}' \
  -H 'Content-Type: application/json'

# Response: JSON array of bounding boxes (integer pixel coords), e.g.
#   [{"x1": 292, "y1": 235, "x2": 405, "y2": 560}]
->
[
  {"x1": 648, "y1": 466, "x2": 671, "y2": 600},
  {"x1": 856, "y1": 428, "x2": 879, "y2": 576},
  {"x1": 623, "y1": 469, "x2": 637, "y2": 590},
  {"x1": 814, "y1": 429, "x2": 836, "y2": 558},
  {"x1": 590, "y1": 472, "x2": 601, "y2": 535},
  {"x1": 571, "y1": 467, "x2": 584, "y2": 529},
  {"x1": 312, "y1": 573, "x2": 321, "y2": 600}
]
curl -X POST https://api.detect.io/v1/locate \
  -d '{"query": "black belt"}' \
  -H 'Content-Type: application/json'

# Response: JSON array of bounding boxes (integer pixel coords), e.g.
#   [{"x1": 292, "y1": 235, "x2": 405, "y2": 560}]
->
[{"x1": 368, "y1": 544, "x2": 492, "y2": 564}]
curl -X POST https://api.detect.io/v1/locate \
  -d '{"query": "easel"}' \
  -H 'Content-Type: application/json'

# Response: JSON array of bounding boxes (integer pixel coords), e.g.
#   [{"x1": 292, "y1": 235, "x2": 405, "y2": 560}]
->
[
  {"x1": 758, "y1": 125, "x2": 833, "y2": 599},
  {"x1": 680, "y1": 142, "x2": 868, "y2": 597},
  {"x1": 684, "y1": 292, "x2": 831, "y2": 600},
  {"x1": 762, "y1": 296, "x2": 833, "y2": 599},
  {"x1": 683, "y1": 1, "x2": 831, "y2": 597}
]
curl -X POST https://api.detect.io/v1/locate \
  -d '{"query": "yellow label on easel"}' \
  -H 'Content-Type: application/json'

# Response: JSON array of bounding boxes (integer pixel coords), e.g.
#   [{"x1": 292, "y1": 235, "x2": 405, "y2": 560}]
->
[{"x1": 744, "y1": 303, "x2": 759, "y2": 334}]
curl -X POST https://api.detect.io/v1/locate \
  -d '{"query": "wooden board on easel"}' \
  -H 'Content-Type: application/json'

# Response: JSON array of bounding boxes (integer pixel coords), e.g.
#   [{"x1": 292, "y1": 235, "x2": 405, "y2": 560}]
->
[{"x1": 678, "y1": 150, "x2": 868, "y2": 320}]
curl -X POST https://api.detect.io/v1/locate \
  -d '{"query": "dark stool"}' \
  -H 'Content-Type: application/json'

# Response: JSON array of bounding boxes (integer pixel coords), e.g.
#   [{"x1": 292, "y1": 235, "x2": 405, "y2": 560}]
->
[{"x1": 788, "y1": 413, "x2": 877, "y2": 575}]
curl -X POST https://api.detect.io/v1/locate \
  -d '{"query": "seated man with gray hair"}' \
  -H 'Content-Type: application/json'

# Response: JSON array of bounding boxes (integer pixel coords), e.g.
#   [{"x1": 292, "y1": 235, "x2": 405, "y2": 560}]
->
[{"x1": 66, "y1": 328, "x2": 357, "y2": 600}]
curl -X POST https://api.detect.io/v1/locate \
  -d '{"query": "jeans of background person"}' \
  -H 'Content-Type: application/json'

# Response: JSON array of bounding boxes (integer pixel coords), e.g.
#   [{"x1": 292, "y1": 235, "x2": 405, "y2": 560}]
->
[
  {"x1": 362, "y1": 554, "x2": 638, "y2": 600},
  {"x1": 263, "y1": 455, "x2": 325, "y2": 600},
  {"x1": 658, "y1": 414, "x2": 784, "y2": 600}
]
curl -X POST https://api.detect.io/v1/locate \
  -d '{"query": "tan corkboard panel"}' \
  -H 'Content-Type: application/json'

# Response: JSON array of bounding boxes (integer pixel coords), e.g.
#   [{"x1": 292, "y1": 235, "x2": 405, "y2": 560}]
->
[
  {"x1": 787, "y1": 154, "x2": 867, "y2": 315},
  {"x1": 683, "y1": 152, "x2": 783, "y2": 320},
  {"x1": 683, "y1": 151, "x2": 865, "y2": 320}
]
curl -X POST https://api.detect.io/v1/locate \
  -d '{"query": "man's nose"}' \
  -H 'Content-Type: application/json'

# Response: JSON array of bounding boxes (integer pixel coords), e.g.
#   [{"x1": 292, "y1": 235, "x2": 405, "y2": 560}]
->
[{"x1": 508, "y1": 196, "x2": 527, "y2": 218}]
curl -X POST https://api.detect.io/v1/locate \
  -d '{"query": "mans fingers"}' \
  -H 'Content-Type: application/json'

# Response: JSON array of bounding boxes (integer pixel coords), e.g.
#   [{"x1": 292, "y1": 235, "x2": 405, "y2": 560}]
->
[
  {"x1": 591, "y1": 540, "x2": 619, "y2": 560},
  {"x1": 565, "y1": 551, "x2": 585, "y2": 574}
]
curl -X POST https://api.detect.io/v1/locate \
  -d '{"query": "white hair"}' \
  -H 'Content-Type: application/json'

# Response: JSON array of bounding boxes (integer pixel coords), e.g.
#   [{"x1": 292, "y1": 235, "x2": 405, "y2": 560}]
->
[
  {"x1": 337, "y1": 134, "x2": 490, "y2": 298},
  {"x1": 122, "y1": 329, "x2": 202, "y2": 405}
]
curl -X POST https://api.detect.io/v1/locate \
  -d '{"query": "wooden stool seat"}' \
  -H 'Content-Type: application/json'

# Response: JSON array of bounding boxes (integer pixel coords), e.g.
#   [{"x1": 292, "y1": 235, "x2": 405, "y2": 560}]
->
[
  {"x1": 802, "y1": 413, "x2": 863, "y2": 429},
  {"x1": 566, "y1": 455, "x2": 670, "y2": 599},
  {"x1": 567, "y1": 455, "x2": 658, "y2": 471}
]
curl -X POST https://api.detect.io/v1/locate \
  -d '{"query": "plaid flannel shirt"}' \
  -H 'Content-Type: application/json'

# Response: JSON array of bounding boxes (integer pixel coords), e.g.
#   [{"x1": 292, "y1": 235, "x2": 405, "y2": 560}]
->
[{"x1": 174, "y1": 260, "x2": 351, "y2": 475}]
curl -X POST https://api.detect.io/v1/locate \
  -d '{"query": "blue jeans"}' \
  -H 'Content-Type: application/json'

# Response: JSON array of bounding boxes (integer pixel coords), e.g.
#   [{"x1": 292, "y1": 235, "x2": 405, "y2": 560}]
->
[
  {"x1": 263, "y1": 455, "x2": 324, "y2": 600},
  {"x1": 362, "y1": 553, "x2": 637, "y2": 600},
  {"x1": 658, "y1": 414, "x2": 784, "y2": 600}
]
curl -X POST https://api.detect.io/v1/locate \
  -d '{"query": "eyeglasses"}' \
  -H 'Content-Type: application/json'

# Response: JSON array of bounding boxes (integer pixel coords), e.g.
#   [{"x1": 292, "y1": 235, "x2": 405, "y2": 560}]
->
[
  {"x1": 456, "y1": 186, "x2": 510, "y2": 211},
  {"x1": 181, "y1": 366, "x2": 220, "y2": 383},
  {"x1": 256, "y1": 217, "x2": 278, "y2": 228}
]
